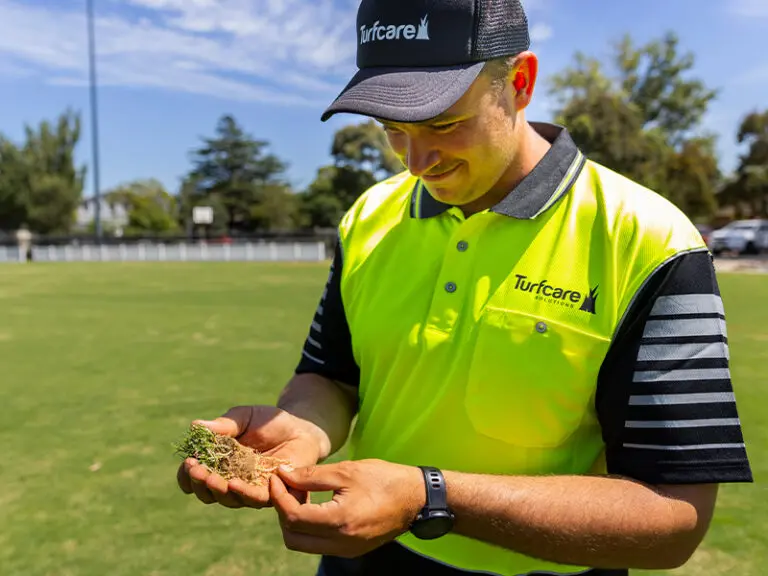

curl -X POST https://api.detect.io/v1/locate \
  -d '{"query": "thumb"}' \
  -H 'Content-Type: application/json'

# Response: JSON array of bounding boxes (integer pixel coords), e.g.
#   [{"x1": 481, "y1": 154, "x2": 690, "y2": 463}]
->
[
  {"x1": 193, "y1": 405, "x2": 254, "y2": 438},
  {"x1": 278, "y1": 463, "x2": 347, "y2": 492}
]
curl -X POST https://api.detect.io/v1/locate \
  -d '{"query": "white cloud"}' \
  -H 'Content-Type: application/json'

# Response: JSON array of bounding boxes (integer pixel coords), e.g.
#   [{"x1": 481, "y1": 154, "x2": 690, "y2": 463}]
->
[
  {"x1": 730, "y1": 0, "x2": 768, "y2": 17},
  {"x1": 0, "y1": 59, "x2": 32, "y2": 78},
  {"x1": 0, "y1": 0, "x2": 357, "y2": 106},
  {"x1": 0, "y1": 0, "x2": 553, "y2": 105},
  {"x1": 736, "y1": 65, "x2": 768, "y2": 85},
  {"x1": 530, "y1": 23, "x2": 553, "y2": 43}
]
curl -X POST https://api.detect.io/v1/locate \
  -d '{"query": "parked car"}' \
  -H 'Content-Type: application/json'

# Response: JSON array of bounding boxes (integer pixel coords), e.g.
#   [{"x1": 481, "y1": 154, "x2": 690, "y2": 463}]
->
[{"x1": 709, "y1": 219, "x2": 768, "y2": 255}]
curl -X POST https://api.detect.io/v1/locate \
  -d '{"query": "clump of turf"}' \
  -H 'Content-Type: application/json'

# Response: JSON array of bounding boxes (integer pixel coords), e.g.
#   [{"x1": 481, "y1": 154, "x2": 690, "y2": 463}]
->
[{"x1": 174, "y1": 423, "x2": 290, "y2": 486}]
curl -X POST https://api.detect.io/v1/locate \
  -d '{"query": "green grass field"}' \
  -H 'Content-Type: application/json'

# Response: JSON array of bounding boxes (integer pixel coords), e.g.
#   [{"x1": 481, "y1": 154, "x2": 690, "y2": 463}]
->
[{"x1": 0, "y1": 262, "x2": 764, "y2": 576}]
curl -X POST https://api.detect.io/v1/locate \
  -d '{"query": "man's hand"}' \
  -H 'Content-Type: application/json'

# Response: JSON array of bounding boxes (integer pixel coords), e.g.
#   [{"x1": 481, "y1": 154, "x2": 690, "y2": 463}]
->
[
  {"x1": 177, "y1": 405, "x2": 329, "y2": 509},
  {"x1": 269, "y1": 459, "x2": 426, "y2": 558}
]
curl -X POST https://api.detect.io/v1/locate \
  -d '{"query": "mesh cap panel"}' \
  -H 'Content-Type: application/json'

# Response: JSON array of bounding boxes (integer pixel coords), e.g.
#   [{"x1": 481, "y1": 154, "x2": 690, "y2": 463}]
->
[{"x1": 473, "y1": 0, "x2": 530, "y2": 60}]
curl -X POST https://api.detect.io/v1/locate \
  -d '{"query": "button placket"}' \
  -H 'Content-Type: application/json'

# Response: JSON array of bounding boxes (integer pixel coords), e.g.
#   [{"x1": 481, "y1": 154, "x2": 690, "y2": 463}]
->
[{"x1": 426, "y1": 217, "x2": 487, "y2": 333}]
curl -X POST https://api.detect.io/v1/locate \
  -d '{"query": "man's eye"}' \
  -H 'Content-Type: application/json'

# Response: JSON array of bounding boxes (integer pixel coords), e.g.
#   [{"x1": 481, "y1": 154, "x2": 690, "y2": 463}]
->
[{"x1": 432, "y1": 122, "x2": 460, "y2": 133}]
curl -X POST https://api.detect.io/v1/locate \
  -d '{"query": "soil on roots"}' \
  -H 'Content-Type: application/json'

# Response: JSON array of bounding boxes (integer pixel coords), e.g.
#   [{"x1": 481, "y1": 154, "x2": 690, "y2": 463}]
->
[
  {"x1": 175, "y1": 424, "x2": 290, "y2": 487},
  {"x1": 214, "y1": 435, "x2": 290, "y2": 486}
]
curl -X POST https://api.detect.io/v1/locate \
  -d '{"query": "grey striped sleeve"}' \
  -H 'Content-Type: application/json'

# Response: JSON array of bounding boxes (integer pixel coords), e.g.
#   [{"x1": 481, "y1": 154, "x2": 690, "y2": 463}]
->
[
  {"x1": 623, "y1": 293, "x2": 745, "y2": 454},
  {"x1": 597, "y1": 251, "x2": 752, "y2": 485},
  {"x1": 295, "y1": 240, "x2": 361, "y2": 388},
  {"x1": 300, "y1": 262, "x2": 334, "y2": 367}
]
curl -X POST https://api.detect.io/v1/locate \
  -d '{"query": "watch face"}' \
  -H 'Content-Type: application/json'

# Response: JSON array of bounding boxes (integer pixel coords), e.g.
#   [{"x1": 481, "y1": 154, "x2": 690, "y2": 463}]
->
[{"x1": 412, "y1": 513, "x2": 454, "y2": 540}]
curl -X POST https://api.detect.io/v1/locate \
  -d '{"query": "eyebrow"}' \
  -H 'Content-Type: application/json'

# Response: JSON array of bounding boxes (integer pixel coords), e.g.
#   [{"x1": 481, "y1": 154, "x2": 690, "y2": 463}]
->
[
  {"x1": 427, "y1": 113, "x2": 465, "y2": 125},
  {"x1": 377, "y1": 113, "x2": 466, "y2": 129}
]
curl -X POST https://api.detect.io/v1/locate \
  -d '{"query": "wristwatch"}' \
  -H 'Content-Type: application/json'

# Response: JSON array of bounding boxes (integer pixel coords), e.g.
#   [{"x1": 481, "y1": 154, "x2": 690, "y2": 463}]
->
[{"x1": 410, "y1": 466, "x2": 455, "y2": 540}]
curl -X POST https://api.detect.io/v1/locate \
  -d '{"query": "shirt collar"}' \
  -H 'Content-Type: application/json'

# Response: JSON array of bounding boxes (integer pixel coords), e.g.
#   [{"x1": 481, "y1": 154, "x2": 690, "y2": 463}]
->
[{"x1": 410, "y1": 122, "x2": 586, "y2": 220}]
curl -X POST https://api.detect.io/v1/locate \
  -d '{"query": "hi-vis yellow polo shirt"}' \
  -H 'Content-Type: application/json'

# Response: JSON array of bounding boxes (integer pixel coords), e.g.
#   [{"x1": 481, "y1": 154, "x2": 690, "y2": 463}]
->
[{"x1": 295, "y1": 122, "x2": 752, "y2": 576}]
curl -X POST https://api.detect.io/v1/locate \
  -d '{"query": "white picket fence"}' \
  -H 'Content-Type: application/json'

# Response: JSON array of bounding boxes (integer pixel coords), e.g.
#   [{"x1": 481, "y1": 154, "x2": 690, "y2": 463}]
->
[{"x1": 0, "y1": 241, "x2": 327, "y2": 263}]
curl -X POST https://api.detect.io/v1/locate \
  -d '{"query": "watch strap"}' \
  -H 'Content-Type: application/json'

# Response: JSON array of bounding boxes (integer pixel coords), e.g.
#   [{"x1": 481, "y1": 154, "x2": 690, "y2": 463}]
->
[{"x1": 419, "y1": 466, "x2": 449, "y2": 511}]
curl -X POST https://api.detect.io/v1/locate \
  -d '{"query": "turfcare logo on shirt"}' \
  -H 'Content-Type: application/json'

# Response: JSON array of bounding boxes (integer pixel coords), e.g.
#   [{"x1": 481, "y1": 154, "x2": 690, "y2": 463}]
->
[
  {"x1": 359, "y1": 14, "x2": 430, "y2": 45},
  {"x1": 514, "y1": 274, "x2": 599, "y2": 315}
]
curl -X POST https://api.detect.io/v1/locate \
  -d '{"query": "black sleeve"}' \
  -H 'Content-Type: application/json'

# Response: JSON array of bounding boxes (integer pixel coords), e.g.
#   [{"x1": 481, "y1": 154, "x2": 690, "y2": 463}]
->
[
  {"x1": 294, "y1": 240, "x2": 361, "y2": 388},
  {"x1": 596, "y1": 250, "x2": 753, "y2": 485}
]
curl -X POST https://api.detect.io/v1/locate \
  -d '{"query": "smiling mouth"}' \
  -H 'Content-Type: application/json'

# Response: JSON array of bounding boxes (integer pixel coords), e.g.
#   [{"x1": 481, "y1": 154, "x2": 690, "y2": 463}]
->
[{"x1": 422, "y1": 164, "x2": 460, "y2": 182}]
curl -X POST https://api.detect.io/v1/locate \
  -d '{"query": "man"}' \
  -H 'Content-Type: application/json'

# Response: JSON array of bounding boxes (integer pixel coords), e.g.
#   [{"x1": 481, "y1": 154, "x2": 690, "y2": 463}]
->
[{"x1": 177, "y1": 1, "x2": 753, "y2": 574}]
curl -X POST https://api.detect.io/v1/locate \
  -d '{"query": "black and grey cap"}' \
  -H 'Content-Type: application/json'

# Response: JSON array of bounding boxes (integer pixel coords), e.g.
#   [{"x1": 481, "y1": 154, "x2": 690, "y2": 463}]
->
[{"x1": 321, "y1": 0, "x2": 531, "y2": 123}]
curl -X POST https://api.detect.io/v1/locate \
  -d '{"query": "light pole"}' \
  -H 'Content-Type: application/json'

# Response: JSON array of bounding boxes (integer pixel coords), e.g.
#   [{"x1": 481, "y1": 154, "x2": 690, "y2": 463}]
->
[{"x1": 86, "y1": 0, "x2": 102, "y2": 240}]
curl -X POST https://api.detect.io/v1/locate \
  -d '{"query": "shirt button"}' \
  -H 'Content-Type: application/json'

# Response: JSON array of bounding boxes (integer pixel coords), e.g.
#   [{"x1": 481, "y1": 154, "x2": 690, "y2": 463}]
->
[
  {"x1": 457, "y1": 241, "x2": 468, "y2": 252},
  {"x1": 445, "y1": 282, "x2": 457, "y2": 293}
]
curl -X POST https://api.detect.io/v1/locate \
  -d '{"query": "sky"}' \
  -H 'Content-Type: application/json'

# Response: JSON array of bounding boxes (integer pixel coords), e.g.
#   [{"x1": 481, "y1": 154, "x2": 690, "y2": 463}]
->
[{"x1": 0, "y1": 0, "x2": 766, "y2": 199}]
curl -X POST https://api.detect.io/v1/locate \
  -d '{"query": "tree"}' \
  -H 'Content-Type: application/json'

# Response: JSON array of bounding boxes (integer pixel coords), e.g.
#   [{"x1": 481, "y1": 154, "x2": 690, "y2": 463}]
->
[
  {"x1": 104, "y1": 178, "x2": 180, "y2": 235},
  {"x1": 720, "y1": 110, "x2": 768, "y2": 217},
  {"x1": 301, "y1": 121, "x2": 400, "y2": 228},
  {"x1": 249, "y1": 183, "x2": 304, "y2": 231},
  {"x1": 0, "y1": 109, "x2": 85, "y2": 234},
  {"x1": 187, "y1": 114, "x2": 292, "y2": 234},
  {"x1": 301, "y1": 165, "x2": 378, "y2": 229},
  {"x1": 0, "y1": 138, "x2": 31, "y2": 231},
  {"x1": 663, "y1": 137, "x2": 719, "y2": 219},
  {"x1": 24, "y1": 110, "x2": 86, "y2": 234},
  {"x1": 331, "y1": 120, "x2": 402, "y2": 179},
  {"x1": 549, "y1": 32, "x2": 720, "y2": 220},
  {"x1": 615, "y1": 33, "x2": 718, "y2": 145}
]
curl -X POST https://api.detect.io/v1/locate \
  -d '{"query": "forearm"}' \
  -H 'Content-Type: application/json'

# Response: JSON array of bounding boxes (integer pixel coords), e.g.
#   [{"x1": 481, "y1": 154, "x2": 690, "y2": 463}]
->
[
  {"x1": 277, "y1": 373, "x2": 357, "y2": 460},
  {"x1": 443, "y1": 471, "x2": 709, "y2": 570}
]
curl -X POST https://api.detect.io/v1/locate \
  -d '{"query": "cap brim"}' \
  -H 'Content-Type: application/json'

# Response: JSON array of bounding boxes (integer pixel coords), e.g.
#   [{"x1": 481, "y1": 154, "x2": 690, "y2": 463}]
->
[{"x1": 321, "y1": 62, "x2": 486, "y2": 123}]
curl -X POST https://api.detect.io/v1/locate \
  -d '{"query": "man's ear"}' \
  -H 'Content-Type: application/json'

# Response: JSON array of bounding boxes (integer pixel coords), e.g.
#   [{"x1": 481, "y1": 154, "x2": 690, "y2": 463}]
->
[
  {"x1": 510, "y1": 52, "x2": 538, "y2": 111},
  {"x1": 513, "y1": 72, "x2": 526, "y2": 91}
]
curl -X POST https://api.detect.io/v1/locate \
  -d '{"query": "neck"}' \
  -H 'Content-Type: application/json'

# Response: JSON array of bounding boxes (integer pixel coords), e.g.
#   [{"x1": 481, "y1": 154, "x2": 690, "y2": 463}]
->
[{"x1": 461, "y1": 122, "x2": 552, "y2": 217}]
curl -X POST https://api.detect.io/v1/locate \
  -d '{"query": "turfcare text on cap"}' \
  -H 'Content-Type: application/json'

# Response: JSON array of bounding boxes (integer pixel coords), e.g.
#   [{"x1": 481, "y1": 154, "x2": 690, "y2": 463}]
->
[{"x1": 320, "y1": 0, "x2": 531, "y2": 124}]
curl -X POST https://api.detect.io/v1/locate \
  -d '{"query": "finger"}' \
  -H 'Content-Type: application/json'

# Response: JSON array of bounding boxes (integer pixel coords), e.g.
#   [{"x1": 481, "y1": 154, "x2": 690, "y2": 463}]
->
[
  {"x1": 278, "y1": 464, "x2": 346, "y2": 492},
  {"x1": 270, "y1": 474, "x2": 343, "y2": 534},
  {"x1": 187, "y1": 460, "x2": 217, "y2": 505},
  {"x1": 193, "y1": 405, "x2": 254, "y2": 438},
  {"x1": 270, "y1": 472, "x2": 302, "y2": 517},
  {"x1": 288, "y1": 486, "x2": 310, "y2": 505},
  {"x1": 177, "y1": 461, "x2": 194, "y2": 495},
  {"x1": 281, "y1": 529, "x2": 346, "y2": 557},
  {"x1": 205, "y1": 471, "x2": 245, "y2": 509},
  {"x1": 228, "y1": 478, "x2": 272, "y2": 509}
]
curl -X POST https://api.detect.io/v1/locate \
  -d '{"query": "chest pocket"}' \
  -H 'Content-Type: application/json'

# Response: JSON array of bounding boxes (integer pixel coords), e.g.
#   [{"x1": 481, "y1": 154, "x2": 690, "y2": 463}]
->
[{"x1": 465, "y1": 307, "x2": 610, "y2": 448}]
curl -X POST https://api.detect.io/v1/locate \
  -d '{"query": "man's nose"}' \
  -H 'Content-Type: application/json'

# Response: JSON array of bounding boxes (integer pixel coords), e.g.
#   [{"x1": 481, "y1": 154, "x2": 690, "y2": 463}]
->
[{"x1": 405, "y1": 137, "x2": 440, "y2": 177}]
